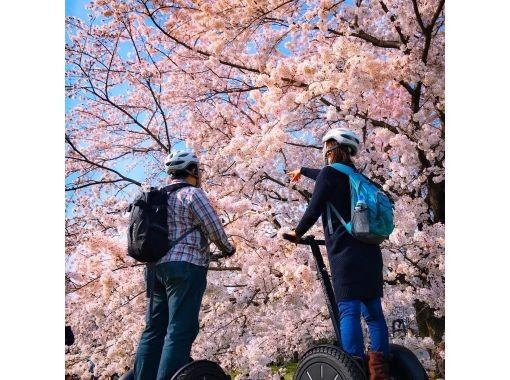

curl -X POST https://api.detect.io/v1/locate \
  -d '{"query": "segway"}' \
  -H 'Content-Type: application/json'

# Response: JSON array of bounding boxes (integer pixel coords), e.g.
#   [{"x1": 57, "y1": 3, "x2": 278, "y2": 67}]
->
[
  {"x1": 118, "y1": 359, "x2": 229, "y2": 380},
  {"x1": 282, "y1": 234, "x2": 428, "y2": 380},
  {"x1": 119, "y1": 253, "x2": 231, "y2": 380}
]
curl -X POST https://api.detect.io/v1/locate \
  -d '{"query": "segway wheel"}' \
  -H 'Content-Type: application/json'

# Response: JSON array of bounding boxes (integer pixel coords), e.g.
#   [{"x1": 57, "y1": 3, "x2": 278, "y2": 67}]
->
[
  {"x1": 389, "y1": 343, "x2": 428, "y2": 380},
  {"x1": 117, "y1": 357, "x2": 194, "y2": 380},
  {"x1": 118, "y1": 368, "x2": 134, "y2": 380},
  {"x1": 294, "y1": 345, "x2": 366, "y2": 380},
  {"x1": 171, "y1": 360, "x2": 231, "y2": 380}
]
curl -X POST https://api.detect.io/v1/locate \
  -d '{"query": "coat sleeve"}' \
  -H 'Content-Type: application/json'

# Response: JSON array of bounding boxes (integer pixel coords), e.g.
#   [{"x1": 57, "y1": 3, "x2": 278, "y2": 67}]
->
[
  {"x1": 300, "y1": 167, "x2": 321, "y2": 181},
  {"x1": 295, "y1": 167, "x2": 334, "y2": 237}
]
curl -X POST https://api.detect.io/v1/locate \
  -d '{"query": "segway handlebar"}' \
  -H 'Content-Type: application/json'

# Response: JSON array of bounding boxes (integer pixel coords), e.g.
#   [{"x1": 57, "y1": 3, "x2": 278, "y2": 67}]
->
[
  {"x1": 282, "y1": 233, "x2": 325, "y2": 246},
  {"x1": 210, "y1": 253, "x2": 228, "y2": 262},
  {"x1": 209, "y1": 250, "x2": 236, "y2": 262},
  {"x1": 282, "y1": 232, "x2": 341, "y2": 345}
]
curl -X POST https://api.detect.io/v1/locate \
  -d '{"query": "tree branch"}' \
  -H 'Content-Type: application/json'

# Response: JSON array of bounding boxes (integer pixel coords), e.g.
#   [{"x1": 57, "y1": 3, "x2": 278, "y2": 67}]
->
[
  {"x1": 66, "y1": 263, "x2": 145, "y2": 294},
  {"x1": 378, "y1": 1, "x2": 409, "y2": 45},
  {"x1": 411, "y1": 0, "x2": 427, "y2": 32},
  {"x1": 262, "y1": 171, "x2": 312, "y2": 202},
  {"x1": 141, "y1": 1, "x2": 261, "y2": 74},
  {"x1": 350, "y1": 29, "x2": 401, "y2": 49},
  {"x1": 284, "y1": 141, "x2": 322, "y2": 150},
  {"x1": 65, "y1": 178, "x2": 127, "y2": 192},
  {"x1": 65, "y1": 134, "x2": 142, "y2": 187},
  {"x1": 146, "y1": 78, "x2": 171, "y2": 151}
]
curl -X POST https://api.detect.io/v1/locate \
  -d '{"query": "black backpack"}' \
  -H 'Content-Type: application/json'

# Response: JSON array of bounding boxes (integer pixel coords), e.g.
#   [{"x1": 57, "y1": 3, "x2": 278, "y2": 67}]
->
[
  {"x1": 127, "y1": 183, "x2": 197, "y2": 263},
  {"x1": 126, "y1": 183, "x2": 200, "y2": 326}
]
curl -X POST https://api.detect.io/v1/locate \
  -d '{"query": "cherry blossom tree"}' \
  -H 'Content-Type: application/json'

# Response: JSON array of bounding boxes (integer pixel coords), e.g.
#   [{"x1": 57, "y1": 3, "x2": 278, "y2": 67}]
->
[{"x1": 66, "y1": 0, "x2": 444, "y2": 378}]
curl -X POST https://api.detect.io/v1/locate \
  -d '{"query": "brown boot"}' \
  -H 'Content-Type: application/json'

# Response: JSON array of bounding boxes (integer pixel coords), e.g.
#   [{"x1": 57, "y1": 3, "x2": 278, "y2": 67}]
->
[{"x1": 367, "y1": 352, "x2": 390, "y2": 380}]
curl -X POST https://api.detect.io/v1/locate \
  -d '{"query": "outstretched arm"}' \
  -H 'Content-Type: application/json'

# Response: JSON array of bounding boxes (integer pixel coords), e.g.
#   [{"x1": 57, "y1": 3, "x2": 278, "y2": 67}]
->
[
  {"x1": 294, "y1": 168, "x2": 334, "y2": 237},
  {"x1": 288, "y1": 167, "x2": 321, "y2": 183},
  {"x1": 300, "y1": 167, "x2": 321, "y2": 181},
  {"x1": 189, "y1": 189, "x2": 235, "y2": 255}
]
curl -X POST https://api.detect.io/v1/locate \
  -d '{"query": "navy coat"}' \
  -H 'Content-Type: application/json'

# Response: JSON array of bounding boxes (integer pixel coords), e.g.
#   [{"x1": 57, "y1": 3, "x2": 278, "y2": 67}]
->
[{"x1": 295, "y1": 165, "x2": 384, "y2": 302}]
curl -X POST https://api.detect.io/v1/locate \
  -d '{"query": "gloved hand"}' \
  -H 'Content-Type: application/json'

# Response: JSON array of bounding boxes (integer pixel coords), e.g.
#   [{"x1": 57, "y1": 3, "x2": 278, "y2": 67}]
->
[
  {"x1": 224, "y1": 245, "x2": 236, "y2": 257},
  {"x1": 283, "y1": 231, "x2": 301, "y2": 243}
]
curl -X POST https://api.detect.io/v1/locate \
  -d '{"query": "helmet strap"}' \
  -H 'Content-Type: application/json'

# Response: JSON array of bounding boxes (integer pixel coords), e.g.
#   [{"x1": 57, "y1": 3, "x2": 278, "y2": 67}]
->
[
  {"x1": 323, "y1": 144, "x2": 343, "y2": 165},
  {"x1": 184, "y1": 167, "x2": 201, "y2": 187}
]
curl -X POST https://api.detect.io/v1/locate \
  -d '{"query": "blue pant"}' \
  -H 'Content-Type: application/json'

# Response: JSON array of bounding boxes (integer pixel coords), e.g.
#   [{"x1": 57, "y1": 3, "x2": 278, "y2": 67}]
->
[
  {"x1": 134, "y1": 261, "x2": 207, "y2": 380},
  {"x1": 337, "y1": 298, "x2": 390, "y2": 359}
]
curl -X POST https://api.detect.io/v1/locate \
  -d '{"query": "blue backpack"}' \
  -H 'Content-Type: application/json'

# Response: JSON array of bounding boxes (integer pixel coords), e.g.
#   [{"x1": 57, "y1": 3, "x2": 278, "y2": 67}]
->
[{"x1": 326, "y1": 163, "x2": 395, "y2": 245}]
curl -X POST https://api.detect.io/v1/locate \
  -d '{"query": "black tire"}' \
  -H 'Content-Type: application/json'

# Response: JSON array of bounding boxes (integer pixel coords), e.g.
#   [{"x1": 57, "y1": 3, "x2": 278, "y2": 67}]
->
[
  {"x1": 117, "y1": 357, "x2": 194, "y2": 380},
  {"x1": 389, "y1": 343, "x2": 428, "y2": 380},
  {"x1": 118, "y1": 369, "x2": 134, "y2": 380},
  {"x1": 294, "y1": 345, "x2": 366, "y2": 380},
  {"x1": 171, "y1": 360, "x2": 231, "y2": 380}
]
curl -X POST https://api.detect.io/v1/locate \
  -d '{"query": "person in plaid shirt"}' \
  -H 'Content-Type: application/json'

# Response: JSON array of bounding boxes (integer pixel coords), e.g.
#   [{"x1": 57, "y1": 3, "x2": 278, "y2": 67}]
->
[{"x1": 134, "y1": 150, "x2": 236, "y2": 380}]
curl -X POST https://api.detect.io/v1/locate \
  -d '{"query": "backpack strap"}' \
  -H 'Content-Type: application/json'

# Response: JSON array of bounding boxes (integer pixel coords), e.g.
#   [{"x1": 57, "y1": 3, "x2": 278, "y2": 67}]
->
[
  {"x1": 326, "y1": 202, "x2": 348, "y2": 235},
  {"x1": 330, "y1": 162, "x2": 356, "y2": 176},
  {"x1": 326, "y1": 164, "x2": 354, "y2": 236},
  {"x1": 162, "y1": 182, "x2": 192, "y2": 193}
]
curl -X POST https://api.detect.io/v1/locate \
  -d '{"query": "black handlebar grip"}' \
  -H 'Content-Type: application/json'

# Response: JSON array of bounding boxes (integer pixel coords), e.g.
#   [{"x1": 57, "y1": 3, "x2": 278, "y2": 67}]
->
[{"x1": 282, "y1": 233, "x2": 301, "y2": 243}]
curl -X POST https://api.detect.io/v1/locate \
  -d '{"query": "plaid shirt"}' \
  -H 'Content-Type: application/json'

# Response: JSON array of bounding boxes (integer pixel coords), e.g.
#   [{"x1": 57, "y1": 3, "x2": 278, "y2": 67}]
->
[{"x1": 157, "y1": 179, "x2": 233, "y2": 267}]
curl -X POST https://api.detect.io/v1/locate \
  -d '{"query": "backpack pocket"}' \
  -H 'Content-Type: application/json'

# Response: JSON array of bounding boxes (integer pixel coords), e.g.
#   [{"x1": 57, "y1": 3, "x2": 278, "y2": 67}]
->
[{"x1": 351, "y1": 206, "x2": 370, "y2": 235}]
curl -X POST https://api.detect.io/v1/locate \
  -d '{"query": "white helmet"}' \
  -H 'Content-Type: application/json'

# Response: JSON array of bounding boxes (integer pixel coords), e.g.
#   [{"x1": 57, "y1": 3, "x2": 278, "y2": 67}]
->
[
  {"x1": 322, "y1": 128, "x2": 361, "y2": 156},
  {"x1": 164, "y1": 150, "x2": 199, "y2": 174}
]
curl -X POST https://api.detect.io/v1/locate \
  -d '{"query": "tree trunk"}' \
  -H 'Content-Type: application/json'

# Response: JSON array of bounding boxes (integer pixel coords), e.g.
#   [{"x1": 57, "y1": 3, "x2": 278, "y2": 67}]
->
[
  {"x1": 428, "y1": 178, "x2": 445, "y2": 224},
  {"x1": 417, "y1": 148, "x2": 445, "y2": 224},
  {"x1": 414, "y1": 299, "x2": 445, "y2": 377}
]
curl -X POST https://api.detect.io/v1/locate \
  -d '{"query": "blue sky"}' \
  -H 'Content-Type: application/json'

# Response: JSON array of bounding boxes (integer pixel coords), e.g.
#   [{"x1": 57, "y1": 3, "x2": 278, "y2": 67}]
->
[{"x1": 65, "y1": 0, "x2": 90, "y2": 20}]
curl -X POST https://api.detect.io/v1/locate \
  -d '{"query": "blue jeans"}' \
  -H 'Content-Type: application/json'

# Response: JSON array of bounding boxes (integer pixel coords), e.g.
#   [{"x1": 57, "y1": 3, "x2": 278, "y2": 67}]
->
[
  {"x1": 337, "y1": 298, "x2": 390, "y2": 359},
  {"x1": 134, "y1": 261, "x2": 207, "y2": 380}
]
